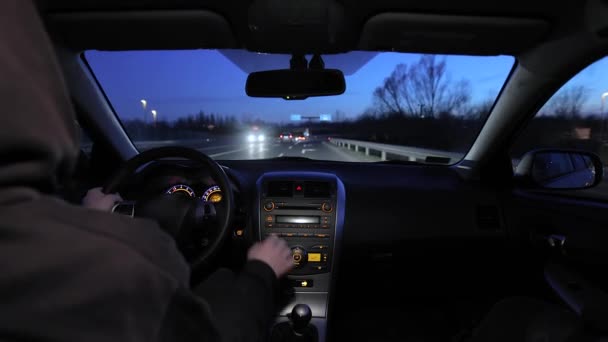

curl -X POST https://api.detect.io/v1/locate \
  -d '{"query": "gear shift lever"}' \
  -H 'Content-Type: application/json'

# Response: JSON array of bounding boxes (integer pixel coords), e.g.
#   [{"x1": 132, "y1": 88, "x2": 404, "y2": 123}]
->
[
  {"x1": 271, "y1": 303, "x2": 318, "y2": 342},
  {"x1": 289, "y1": 304, "x2": 312, "y2": 333}
]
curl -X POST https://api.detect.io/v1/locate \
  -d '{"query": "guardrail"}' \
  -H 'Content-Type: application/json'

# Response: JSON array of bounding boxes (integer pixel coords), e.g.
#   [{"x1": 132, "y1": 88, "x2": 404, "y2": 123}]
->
[{"x1": 329, "y1": 138, "x2": 462, "y2": 164}]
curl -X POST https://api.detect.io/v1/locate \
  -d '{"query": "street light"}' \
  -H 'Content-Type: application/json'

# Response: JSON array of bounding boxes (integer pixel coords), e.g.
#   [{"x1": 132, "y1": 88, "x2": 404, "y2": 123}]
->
[
  {"x1": 151, "y1": 110, "x2": 157, "y2": 127},
  {"x1": 601, "y1": 92, "x2": 608, "y2": 112},
  {"x1": 601, "y1": 93, "x2": 608, "y2": 141},
  {"x1": 140, "y1": 99, "x2": 147, "y2": 123}
]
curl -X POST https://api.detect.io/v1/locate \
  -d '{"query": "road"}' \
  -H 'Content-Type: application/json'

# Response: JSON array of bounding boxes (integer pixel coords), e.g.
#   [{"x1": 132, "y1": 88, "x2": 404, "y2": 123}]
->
[{"x1": 135, "y1": 136, "x2": 380, "y2": 162}]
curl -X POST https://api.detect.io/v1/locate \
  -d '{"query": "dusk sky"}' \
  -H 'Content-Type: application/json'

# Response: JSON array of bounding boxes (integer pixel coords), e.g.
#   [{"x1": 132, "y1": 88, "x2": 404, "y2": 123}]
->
[{"x1": 86, "y1": 50, "x2": 608, "y2": 123}]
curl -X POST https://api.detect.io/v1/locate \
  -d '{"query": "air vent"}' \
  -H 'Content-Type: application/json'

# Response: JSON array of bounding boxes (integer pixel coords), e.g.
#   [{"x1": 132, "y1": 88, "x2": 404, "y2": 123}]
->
[
  {"x1": 304, "y1": 181, "x2": 331, "y2": 198},
  {"x1": 476, "y1": 205, "x2": 502, "y2": 231},
  {"x1": 267, "y1": 181, "x2": 293, "y2": 197}
]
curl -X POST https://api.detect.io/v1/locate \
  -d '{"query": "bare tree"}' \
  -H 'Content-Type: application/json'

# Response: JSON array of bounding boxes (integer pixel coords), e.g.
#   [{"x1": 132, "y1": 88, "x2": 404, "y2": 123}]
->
[
  {"x1": 372, "y1": 64, "x2": 409, "y2": 115},
  {"x1": 465, "y1": 97, "x2": 495, "y2": 120},
  {"x1": 545, "y1": 85, "x2": 587, "y2": 118},
  {"x1": 372, "y1": 55, "x2": 471, "y2": 118}
]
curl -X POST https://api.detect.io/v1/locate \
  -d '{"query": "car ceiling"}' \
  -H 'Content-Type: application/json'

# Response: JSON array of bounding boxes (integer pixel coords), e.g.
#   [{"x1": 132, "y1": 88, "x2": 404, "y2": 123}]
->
[{"x1": 34, "y1": 0, "x2": 595, "y2": 56}]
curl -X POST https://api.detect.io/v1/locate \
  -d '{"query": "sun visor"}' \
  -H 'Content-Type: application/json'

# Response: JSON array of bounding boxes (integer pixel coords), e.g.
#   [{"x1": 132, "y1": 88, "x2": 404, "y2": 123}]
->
[
  {"x1": 247, "y1": 0, "x2": 349, "y2": 54},
  {"x1": 359, "y1": 13, "x2": 550, "y2": 55},
  {"x1": 45, "y1": 10, "x2": 237, "y2": 50}
]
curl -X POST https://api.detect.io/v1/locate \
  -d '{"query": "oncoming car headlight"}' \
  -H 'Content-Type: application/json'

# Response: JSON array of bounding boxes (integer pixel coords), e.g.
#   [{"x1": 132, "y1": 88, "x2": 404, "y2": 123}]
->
[
  {"x1": 247, "y1": 134, "x2": 256, "y2": 142},
  {"x1": 258, "y1": 134, "x2": 265, "y2": 142}
]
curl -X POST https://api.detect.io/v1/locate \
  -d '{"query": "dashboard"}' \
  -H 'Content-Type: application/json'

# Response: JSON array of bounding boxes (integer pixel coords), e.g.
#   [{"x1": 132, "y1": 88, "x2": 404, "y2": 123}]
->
[{"x1": 126, "y1": 158, "x2": 504, "y2": 247}]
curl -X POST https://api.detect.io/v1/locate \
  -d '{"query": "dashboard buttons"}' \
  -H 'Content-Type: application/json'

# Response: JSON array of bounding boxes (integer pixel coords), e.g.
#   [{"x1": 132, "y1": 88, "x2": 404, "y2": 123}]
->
[
  {"x1": 321, "y1": 202, "x2": 333, "y2": 213},
  {"x1": 290, "y1": 279, "x2": 314, "y2": 288},
  {"x1": 307, "y1": 253, "x2": 322, "y2": 262},
  {"x1": 263, "y1": 201, "x2": 275, "y2": 212},
  {"x1": 314, "y1": 234, "x2": 330, "y2": 238},
  {"x1": 291, "y1": 247, "x2": 307, "y2": 268},
  {"x1": 265, "y1": 215, "x2": 273, "y2": 223}
]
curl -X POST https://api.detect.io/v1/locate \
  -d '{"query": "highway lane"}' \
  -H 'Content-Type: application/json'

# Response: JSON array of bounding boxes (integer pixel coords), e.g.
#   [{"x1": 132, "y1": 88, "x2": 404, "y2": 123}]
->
[
  {"x1": 134, "y1": 135, "x2": 382, "y2": 162},
  {"x1": 172, "y1": 138, "x2": 382, "y2": 162}
]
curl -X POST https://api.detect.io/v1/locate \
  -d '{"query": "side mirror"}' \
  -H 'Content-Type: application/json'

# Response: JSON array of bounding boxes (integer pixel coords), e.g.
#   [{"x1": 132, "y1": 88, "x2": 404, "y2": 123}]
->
[{"x1": 514, "y1": 149, "x2": 604, "y2": 190}]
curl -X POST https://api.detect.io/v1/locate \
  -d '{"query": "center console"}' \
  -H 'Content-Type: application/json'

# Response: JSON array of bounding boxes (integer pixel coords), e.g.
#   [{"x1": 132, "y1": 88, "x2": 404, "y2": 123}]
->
[{"x1": 256, "y1": 172, "x2": 345, "y2": 342}]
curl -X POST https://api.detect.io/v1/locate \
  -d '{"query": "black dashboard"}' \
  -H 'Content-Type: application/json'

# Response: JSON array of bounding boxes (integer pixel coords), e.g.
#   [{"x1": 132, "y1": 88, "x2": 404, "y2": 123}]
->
[{"x1": 126, "y1": 158, "x2": 506, "y2": 250}]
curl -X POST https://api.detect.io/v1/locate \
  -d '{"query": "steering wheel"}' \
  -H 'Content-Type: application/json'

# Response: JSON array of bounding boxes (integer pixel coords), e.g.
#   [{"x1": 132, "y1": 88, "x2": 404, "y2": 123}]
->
[{"x1": 103, "y1": 146, "x2": 234, "y2": 270}]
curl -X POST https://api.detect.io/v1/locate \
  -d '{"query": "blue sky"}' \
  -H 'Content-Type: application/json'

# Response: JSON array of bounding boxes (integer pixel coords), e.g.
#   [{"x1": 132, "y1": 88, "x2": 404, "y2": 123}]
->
[{"x1": 85, "y1": 50, "x2": 608, "y2": 123}]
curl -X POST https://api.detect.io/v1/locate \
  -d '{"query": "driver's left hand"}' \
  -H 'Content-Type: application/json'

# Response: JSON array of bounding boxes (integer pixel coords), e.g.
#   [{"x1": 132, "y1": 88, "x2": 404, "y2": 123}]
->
[{"x1": 82, "y1": 187, "x2": 123, "y2": 212}]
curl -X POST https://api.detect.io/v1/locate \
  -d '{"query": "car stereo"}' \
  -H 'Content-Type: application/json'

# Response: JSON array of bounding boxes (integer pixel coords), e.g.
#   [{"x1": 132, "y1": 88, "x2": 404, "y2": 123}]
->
[{"x1": 259, "y1": 179, "x2": 337, "y2": 275}]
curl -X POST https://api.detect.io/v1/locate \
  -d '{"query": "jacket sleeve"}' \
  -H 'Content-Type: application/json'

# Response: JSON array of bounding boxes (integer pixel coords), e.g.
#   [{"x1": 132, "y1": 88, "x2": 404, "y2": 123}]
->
[{"x1": 159, "y1": 260, "x2": 280, "y2": 342}]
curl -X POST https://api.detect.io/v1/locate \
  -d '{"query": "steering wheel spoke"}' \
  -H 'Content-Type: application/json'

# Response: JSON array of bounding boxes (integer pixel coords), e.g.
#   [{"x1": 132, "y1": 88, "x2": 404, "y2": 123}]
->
[{"x1": 111, "y1": 201, "x2": 136, "y2": 217}]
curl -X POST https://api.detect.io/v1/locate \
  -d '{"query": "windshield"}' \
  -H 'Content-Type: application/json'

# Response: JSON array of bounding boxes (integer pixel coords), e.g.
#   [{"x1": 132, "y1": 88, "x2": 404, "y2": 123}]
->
[{"x1": 85, "y1": 50, "x2": 514, "y2": 163}]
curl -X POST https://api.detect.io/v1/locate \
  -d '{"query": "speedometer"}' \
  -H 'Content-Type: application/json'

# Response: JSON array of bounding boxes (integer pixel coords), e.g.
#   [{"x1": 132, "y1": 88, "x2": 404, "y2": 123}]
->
[
  {"x1": 202, "y1": 185, "x2": 222, "y2": 203},
  {"x1": 166, "y1": 184, "x2": 196, "y2": 197}
]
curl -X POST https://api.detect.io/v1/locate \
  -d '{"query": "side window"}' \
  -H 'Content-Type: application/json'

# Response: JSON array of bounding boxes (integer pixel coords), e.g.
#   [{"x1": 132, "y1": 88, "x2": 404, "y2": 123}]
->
[{"x1": 511, "y1": 57, "x2": 608, "y2": 199}]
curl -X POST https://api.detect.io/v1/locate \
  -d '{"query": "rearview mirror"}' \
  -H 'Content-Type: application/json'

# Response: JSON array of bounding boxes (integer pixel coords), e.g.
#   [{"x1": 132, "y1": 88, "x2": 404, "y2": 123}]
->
[
  {"x1": 514, "y1": 149, "x2": 604, "y2": 190},
  {"x1": 245, "y1": 69, "x2": 346, "y2": 99}
]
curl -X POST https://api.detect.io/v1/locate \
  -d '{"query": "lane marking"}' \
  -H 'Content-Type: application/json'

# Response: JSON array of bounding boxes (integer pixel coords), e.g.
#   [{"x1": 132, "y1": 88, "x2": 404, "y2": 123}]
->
[
  {"x1": 288, "y1": 146, "x2": 293, "y2": 150},
  {"x1": 210, "y1": 147, "x2": 249, "y2": 158},
  {"x1": 301, "y1": 149, "x2": 317, "y2": 154},
  {"x1": 278, "y1": 153, "x2": 284, "y2": 157}
]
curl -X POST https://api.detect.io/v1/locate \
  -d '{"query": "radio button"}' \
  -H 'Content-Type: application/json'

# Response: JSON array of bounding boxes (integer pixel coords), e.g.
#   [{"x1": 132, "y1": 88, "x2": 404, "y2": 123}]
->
[
  {"x1": 321, "y1": 224, "x2": 329, "y2": 229},
  {"x1": 315, "y1": 234, "x2": 330, "y2": 238},
  {"x1": 265, "y1": 215, "x2": 273, "y2": 223},
  {"x1": 263, "y1": 201, "x2": 275, "y2": 212},
  {"x1": 311, "y1": 245, "x2": 328, "y2": 250},
  {"x1": 291, "y1": 247, "x2": 307, "y2": 268},
  {"x1": 321, "y1": 202, "x2": 333, "y2": 213}
]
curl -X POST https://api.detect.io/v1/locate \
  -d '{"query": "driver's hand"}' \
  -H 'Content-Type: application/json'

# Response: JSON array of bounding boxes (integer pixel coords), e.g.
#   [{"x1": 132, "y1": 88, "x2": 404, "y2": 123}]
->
[
  {"x1": 247, "y1": 235, "x2": 294, "y2": 278},
  {"x1": 82, "y1": 187, "x2": 123, "y2": 212}
]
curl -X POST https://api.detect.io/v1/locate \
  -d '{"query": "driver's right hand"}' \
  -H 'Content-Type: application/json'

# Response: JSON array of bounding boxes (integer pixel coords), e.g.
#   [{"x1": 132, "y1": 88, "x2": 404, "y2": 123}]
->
[{"x1": 247, "y1": 235, "x2": 294, "y2": 278}]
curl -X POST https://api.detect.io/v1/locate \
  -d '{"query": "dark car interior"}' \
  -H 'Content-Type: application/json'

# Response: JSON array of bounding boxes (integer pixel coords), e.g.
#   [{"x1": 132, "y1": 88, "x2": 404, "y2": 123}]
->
[{"x1": 27, "y1": 0, "x2": 608, "y2": 341}]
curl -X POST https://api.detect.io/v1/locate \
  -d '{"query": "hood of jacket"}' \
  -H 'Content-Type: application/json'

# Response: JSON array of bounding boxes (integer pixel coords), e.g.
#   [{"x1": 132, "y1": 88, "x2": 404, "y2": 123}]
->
[{"x1": 0, "y1": 0, "x2": 79, "y2": 201}]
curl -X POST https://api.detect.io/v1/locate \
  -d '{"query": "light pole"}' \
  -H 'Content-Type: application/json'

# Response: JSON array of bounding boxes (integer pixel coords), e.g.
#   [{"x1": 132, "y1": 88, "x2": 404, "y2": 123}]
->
[
  {"x1": 151, "y1": 110, "x2": 157, "y2": 127},
  {"x1": 601, "y1": 92, "x2": 608, "y2": 142},
  {"x1": 140, "y1": 99, "x2": 147, "y2": 123}
]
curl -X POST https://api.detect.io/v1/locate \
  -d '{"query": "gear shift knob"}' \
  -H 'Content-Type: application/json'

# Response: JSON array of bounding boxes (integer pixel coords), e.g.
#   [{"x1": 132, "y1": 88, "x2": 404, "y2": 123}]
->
[{"x1": 289, "y1": 304, "x2": 312, "y2": 332}]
